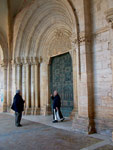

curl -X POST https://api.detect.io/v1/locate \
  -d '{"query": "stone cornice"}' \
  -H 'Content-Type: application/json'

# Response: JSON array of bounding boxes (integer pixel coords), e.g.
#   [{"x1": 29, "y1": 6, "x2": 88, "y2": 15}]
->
[{"x1": 93, "y1": 26, "x2": 109, "y2": 36}]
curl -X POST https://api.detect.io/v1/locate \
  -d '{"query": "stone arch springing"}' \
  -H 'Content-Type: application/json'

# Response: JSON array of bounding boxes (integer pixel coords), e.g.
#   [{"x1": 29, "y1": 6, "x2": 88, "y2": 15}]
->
[{"x1": 0, "y1": 32, "x2": 8, "y2": 62}]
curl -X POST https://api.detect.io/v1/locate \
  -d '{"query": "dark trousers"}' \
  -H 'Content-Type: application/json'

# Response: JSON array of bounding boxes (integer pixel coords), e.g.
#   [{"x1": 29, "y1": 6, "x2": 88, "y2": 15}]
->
[
  {"x1": 53, "y1": 108, "x2": 63, "y2": 120},
  {"x1": 15, "y1": 112, "x2": 22, "y2": 126},
  {"x1": 59, "y1": 108, "x2": 63, "y2": 119}
]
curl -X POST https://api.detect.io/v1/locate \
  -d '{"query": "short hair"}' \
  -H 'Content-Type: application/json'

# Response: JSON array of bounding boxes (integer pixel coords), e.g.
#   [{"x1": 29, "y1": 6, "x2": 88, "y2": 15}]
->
[{"x1": 16, "y1": 90, "x2": 21, "y2": 94}]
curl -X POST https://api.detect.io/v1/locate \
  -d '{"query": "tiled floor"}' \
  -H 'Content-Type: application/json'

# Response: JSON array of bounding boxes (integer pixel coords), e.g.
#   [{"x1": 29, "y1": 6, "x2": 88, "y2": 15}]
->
[{"x1": 0, "y1": 113, "x2": 113, "y2": 150}]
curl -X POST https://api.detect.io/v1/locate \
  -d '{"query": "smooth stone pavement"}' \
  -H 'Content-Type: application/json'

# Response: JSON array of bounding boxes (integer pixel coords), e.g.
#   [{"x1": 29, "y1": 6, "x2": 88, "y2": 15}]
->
[{"x1": 0, "y1": 113, "x2": 113, "y2": 150}]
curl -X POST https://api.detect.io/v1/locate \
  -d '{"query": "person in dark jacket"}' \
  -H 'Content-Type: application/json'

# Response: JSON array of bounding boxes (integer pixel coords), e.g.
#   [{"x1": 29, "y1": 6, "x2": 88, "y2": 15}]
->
[
  {"x1": 51, "y1": 90, "x2": 64, "y2": 123},
  {"x1": 11, "y1": 90, "x2": 25, "y2": 127}
]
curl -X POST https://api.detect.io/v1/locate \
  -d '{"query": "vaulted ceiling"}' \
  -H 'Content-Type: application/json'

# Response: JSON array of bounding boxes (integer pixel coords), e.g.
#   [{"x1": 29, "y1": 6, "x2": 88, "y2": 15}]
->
[{"x1": 0, "y1": 0, "x2": 33, "y2": 60}]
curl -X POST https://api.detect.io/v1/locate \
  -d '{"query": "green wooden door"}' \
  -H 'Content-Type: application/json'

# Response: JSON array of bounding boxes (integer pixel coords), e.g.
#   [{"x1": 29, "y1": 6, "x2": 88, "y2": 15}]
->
[{"x1": 50, "y1": 53, "x2": 73, "y2": 117}]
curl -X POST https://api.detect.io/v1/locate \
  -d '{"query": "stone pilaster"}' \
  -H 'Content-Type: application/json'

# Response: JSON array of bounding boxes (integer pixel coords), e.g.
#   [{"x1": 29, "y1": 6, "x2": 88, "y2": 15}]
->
[
  {"x1": 69, "y1": 34, "x2": 79, "y2": 119},
  {"x1": 72, "y1": 32, "x2": 96, "y2": 134},
  {"x1": 69, "y1": 49, "x2": 78, "y2": 119},
  {"x1": 105, "y1": 9, "x2": 113, "y2": 99}
]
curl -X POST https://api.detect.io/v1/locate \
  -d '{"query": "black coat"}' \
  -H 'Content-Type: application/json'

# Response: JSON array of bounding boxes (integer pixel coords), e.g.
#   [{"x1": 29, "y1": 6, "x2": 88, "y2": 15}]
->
[
  {"x1": 52, "y1": 94, "x2": 61, "y2": 109},
  {"x1": 11, "y1": 94, "x2": 24, "y2": 113}
]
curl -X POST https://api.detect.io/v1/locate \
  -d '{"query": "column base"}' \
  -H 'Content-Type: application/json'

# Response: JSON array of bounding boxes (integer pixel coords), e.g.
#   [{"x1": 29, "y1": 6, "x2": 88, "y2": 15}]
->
[
  {"x1": 24, "y1": 108, "x2": 32, "y2": 115},
  {"x1": 31, "y1": 108, "x2": 35, "y2": 115},
  {"x1": 70, "y1": 108, "x2": 77, "y2": 120},
  {"x1": 7, "y1": 106, "x2": 12, "y2": 113},
  {"x1": 40, "y1": 105, "x2": 52, "y2": 116},
  {"x1": 34, "y1": 108, "x2": 40, "y2": 115},
  {"x1": 72, "y1": 114, "x2": 96, "y2": 134},
  {"x1": 2, "y1": 104, "x2": 7, "y2": 112}
]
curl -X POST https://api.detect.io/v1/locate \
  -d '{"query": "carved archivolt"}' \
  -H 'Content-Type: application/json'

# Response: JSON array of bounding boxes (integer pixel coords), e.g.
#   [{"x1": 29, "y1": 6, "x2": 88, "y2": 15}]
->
[
  {"x1": 47, "y1": 29, "x2": 72, "y2": 58},
  {"x1": 13, "y1": 0, "x2": 77, "y2": 60}
]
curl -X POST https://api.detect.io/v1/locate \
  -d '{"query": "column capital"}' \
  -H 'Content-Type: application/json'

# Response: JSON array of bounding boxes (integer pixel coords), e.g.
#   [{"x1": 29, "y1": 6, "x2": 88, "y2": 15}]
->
[
  {"x1": 15, "y1": 57, "x2": 22, "y2": 65},
  {"x1": 39, "y1": 56, "x2": 43, "y2": 63},
  {"x1": 79, "y1": 32, "x2": 91, "y2": 44},
  {"x1": 1, "y1": 59, "x2": 8, "y2": 68},
  {"x1": 105, "y1": 8, "x2": 113, "y2": 29},
  {"x1": 11, "y1": 59, "x2": 18, "y2": 67},
  {"x1": 30, "y1": 57, "x2": 39, "y2": 65},
  {"x1": 42, "y1": 57, "x2": 50, "y2": 65},
  {"x1": 24, "y1": 57, "x2": 31, "y2": 65}
]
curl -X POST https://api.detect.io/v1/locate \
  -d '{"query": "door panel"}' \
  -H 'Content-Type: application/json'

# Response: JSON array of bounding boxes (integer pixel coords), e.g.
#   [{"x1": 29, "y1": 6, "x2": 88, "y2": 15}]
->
[{"x1": 50, "y1": 53, "x2": 73, "y2": 117}]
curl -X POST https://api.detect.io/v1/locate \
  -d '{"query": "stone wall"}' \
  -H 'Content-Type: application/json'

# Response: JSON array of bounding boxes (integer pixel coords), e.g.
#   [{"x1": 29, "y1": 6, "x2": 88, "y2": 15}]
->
[{"x1": 92, "y1": 0, "x2": 113, "y2": 133}]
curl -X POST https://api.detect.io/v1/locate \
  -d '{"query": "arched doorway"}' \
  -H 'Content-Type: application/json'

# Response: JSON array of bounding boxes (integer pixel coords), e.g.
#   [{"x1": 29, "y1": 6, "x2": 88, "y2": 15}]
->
[{"x1": 50, "y1": 52, "x2": 74, "y2": 117}]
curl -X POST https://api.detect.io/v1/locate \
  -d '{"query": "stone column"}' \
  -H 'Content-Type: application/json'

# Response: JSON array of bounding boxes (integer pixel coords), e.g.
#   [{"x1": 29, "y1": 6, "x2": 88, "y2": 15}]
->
[
  {"x1": 2, "y1": 61, "x2": 8, "y2": 112},
  {"x1": 34, "y1": 57, "x2": 40, "y2": 115},
  {"x1": 40, "y1": 60, "x2": 51, "y2": 115},
  {"x1": 16, "y1": 57, "x2": 22, "y2": 91},
  {"x1": 30, "y1": 57, "x2": 35, "y2": 114},
  {"x1": 21, "y1": 59, "x2": 26, "y2": 106},
  {"x1": 7, "y1": 60, "x2": 12, "y2": 111},
  {"x1": 25, "y1": 58, "x2": 31, "y2": 114},
  {"x1": 12, "y1": 60, "x2": 17, "y2": 100}
]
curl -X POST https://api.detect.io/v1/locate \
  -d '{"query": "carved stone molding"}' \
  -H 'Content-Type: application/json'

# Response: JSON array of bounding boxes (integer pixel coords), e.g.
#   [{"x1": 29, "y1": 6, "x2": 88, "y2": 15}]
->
[
  {"x1": 79, "y1": 32, "x2": 91, "y2": 44},
  {"x1": 105, "y1": 8, "x2": 113, "y2": 29},
  {"x1": 54, "y1": 29, "x2": 71, "y2": 40},
  {"x1": 70, "y1": 32, "x2": 91, "y2": 47},
  {"x1": 70, "y1": 33, "x2": 78, "y2": 50},
  {"x1": 54, "y1": 29, "x2": 64, "y2": 39}
]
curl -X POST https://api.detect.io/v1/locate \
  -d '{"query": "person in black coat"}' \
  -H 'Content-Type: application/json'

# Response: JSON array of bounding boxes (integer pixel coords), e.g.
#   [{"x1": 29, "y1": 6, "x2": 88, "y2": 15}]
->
[
  {"x1": 11, "y1": 90, "x2": 25, "y2": 127},
  {"x1": 51, "y1": 90, "x2": 64, "y2": 123}
]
